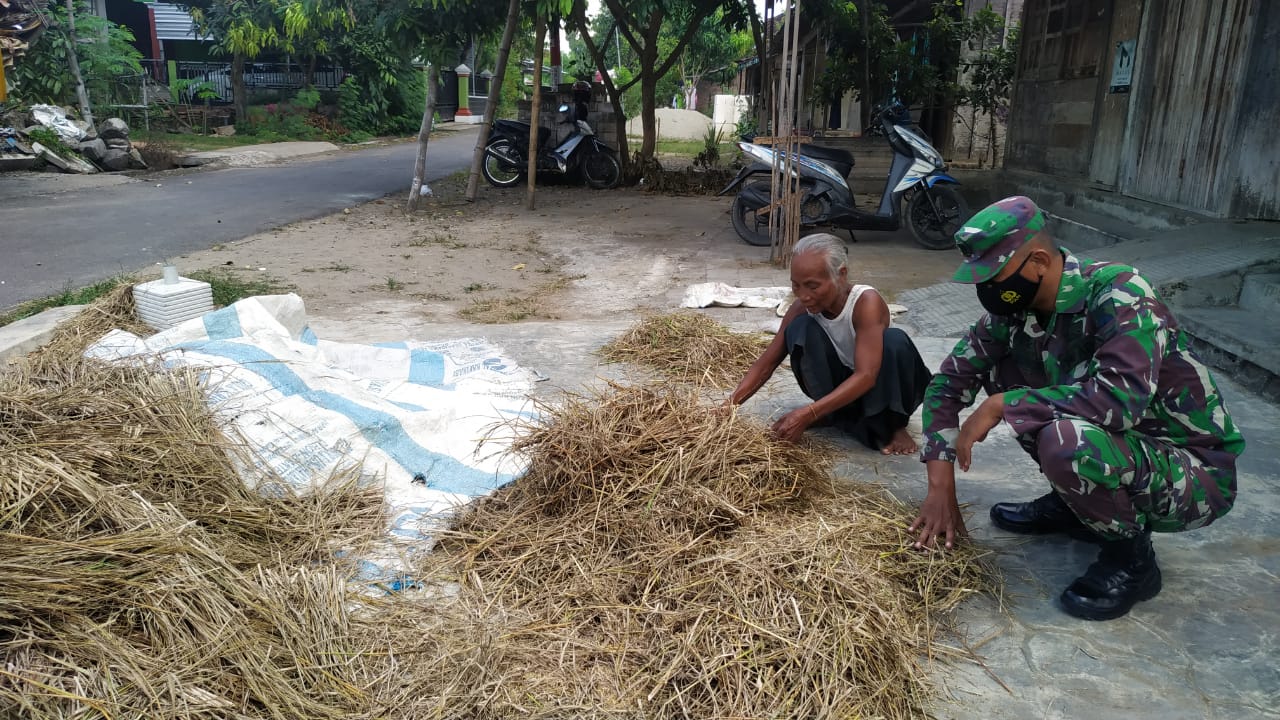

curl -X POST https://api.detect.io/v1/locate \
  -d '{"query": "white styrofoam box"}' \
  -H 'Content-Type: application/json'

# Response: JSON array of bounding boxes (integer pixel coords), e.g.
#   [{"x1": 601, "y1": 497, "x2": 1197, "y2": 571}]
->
[{"x1": 133, "y1": 276, "x2": 214, "y2": 330}]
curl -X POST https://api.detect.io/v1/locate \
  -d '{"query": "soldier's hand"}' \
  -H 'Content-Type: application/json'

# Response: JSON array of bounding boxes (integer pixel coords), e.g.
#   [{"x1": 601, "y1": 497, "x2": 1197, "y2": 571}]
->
[
  {"x1": 956, "y1": 393, "x2": 1005, "y2": 472},
  {"x1": 909, "y1": 486, "x2": 967, "y2": 550}
]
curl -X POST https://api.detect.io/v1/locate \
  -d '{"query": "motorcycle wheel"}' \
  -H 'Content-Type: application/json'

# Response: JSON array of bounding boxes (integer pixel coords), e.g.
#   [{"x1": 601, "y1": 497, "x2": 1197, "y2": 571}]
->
[
  {"x1": 730, "y1": 195, "x2": 774, "y2": 247},
  {"x1": 482, "y1": 139, "x2": 524, "y2": 188},
  {"x1": 906, "y1": 185, "x2": 970, "y2": 251},
  {"x1": 582, "y1": 149, "x2": 621, "y2": 189}
]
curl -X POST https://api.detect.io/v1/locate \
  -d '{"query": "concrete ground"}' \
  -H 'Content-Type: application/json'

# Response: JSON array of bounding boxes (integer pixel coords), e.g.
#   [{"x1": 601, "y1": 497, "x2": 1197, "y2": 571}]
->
[
  {"x1": 302, "y1": 229, "x2": 1277, "y2": 720},
  {"x1": 4, "y1": 173, "x2": 1274, "y2": 717}
]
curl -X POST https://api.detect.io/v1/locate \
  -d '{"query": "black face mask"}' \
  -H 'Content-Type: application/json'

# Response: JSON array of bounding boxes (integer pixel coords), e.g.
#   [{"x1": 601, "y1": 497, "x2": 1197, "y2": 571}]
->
[{"x1": 976, "y1": 255, "x2": 1040, "y2": 316}]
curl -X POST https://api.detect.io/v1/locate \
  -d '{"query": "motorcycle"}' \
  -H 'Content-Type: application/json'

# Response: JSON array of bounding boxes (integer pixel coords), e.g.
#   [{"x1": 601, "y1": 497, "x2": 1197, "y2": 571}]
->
[
  {"x1": 718, "y1": 101, "x2": 969, "y2": 250},
  {"x1": 481, "y1": 99, "x2": 622, "y2": 190}
]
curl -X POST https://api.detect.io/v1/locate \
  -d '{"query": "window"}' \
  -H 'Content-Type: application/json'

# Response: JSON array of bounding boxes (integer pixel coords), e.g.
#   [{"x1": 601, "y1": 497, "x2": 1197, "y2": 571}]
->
[{"x1": 1019, "y1": 0, "x2": 1111, "y2": 81}]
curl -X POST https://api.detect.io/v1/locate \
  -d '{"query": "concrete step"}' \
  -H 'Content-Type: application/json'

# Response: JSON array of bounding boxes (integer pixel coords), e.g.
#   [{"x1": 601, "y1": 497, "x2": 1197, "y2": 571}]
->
[
  {"x1": 0, "y1": 305, "x2": 86, "y2": 362},
  {"x1": 1240, "y1": 273, "x2": 1280, "y2": 314},
  {"x1": 1176, "y1": 306, "x2": 1280, "y2": 400}
]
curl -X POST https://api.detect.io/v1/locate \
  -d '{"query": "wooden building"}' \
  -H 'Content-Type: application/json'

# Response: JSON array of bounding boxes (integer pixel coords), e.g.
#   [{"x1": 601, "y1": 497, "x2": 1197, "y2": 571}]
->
[{"x1": 1006, "y1": 0, "x2": 1279, "y2": 219}]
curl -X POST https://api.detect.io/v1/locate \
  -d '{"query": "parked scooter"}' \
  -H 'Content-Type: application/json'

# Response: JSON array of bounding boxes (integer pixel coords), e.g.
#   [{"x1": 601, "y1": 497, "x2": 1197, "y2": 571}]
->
[
  {"x1": 718, "y1": 101, "x2": 968, "y2": 250},
  {"x1": 482, "y1": 82, "x2": 621, "y2": 190}
]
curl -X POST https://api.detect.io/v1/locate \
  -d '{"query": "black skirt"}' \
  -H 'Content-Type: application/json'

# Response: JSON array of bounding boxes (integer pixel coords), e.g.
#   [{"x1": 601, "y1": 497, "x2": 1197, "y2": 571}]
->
[{"x1": 784, "y1": 314, "x2": 933, "y2": 450}]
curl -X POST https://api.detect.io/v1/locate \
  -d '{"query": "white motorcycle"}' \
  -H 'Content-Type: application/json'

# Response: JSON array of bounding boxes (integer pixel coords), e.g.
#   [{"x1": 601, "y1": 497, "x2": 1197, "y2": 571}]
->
[{"x1": 719, "y1": 101, "x2": 969, "y2": 250}]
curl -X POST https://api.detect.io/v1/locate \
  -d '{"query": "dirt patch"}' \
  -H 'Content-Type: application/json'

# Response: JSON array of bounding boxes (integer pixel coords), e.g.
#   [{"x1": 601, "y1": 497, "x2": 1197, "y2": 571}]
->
[{"x1": 171, "y1": 172, "x2": 963, "y2": 331}]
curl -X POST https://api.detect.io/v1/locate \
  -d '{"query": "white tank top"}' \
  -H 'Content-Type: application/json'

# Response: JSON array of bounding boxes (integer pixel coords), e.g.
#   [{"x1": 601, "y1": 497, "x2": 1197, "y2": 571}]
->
[{"x1": 808, "y1": 284, "x2": 879, "y2": 370}]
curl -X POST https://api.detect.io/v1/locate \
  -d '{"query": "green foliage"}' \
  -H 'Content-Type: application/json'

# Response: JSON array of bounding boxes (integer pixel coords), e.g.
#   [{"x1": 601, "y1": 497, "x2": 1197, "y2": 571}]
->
[
  {"x1": 496, "y1": 49, "x2": 526, "y2": 120},
  {"x1": 955, "y1": 8, "x2": 1019, "y2": 119},
  {"x1": 25, "y1": 127, "x2": 75, "y2": 157},
  {"x1": 293, "y1": 87, "x2": 321, "y2": 110},
  {"x1": 171, "y1": 78, "x2": 221, "y2": 104},
  {"x1": 951, "y1": 6, "x2": 1019, "y2": 165},
  {"x1": 186, "y1": 268, "x2": 293, "y2": 307},
  {"x1": 0, "y1": 277, "x2": 131, "y2": 328},
  {"x1": 9, "y1": 0, "x2": 142, "y2": 107},
  {"x1": 692, "y1": 124, "x2": 723, "y2": 169},
  {"x1": 236, "y1": 88, "x2": 325, "y2": 140},
  {"x1": 810, "y1": 0, "x2": 962, "y2": 112},
  {"x1": 337, "y1": 76, "x2": 383, "y2": 134}
]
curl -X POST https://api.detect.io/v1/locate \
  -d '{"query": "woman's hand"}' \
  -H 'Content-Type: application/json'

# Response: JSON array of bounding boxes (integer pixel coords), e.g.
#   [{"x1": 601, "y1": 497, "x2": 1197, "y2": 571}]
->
[{"x1": 770, "y1": 406, "x2": 816, "y2": 442}]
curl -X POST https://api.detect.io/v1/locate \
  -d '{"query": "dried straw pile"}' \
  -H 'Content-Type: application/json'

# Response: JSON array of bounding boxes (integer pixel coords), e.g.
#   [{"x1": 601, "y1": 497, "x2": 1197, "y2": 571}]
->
[
  {"x1": 0, "y1": 288, "x2": 393, "y2": 718},
  {"x1": 404, "y1": 384, "x2": 996, "y2": 719},
  {"x1": 598, "y1": 311, "x2": 770, "y2": 388}
]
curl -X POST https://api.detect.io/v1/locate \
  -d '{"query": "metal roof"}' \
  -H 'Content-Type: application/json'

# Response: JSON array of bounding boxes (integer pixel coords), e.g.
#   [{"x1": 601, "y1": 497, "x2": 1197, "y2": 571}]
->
[{"x1": 149, "y1": 2, "x2": 207, "y2": 41}]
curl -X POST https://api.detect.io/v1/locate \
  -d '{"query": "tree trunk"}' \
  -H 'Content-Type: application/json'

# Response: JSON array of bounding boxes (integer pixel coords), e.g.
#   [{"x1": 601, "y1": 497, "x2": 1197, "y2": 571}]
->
[
  {"x1": 305, "y1": 54, "x2": 317, "y2": 89},
  {"x1": 748, "y1": 4, "x2": 767, "y2": 133},
  {"x1": 232, "y1": 52, "x2": 248, "y2": 124},
  {"x1": 526, "y1": 17, "x2": 546, "y2": 211},
  {"x1": 548, "y1": 15, "x2": 561, "y2": 86},
  {"x1": 64, "y1": 0, "x2": 94, "y2": 127},
  {"x1": 569, "y1": 7, "x2": 631, "y2": 180},
  {"x1": 406, "y1": 64, "x2": 439, "y2": 212},
  {"x1": 465, "y1": 0, "x2": 520, "y2": 202},
  {"x1": 638, "y1": 51, "x2": 658, "y2": 162},
  {"x1": 860, "y1": 0, "x2": 872, "y2": 127}
]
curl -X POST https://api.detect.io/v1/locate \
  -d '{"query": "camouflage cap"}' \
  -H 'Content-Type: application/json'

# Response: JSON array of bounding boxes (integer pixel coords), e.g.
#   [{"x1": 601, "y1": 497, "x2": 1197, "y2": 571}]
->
[{"x1": 951, "y1": 196, "x2": 1047, "y2": 284}]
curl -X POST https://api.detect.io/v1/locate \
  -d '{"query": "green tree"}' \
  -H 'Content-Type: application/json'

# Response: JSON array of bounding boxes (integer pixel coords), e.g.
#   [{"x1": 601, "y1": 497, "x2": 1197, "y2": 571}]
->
[
  {"x1": 180, "y1": 0, "x2": 347, "y2": 122},
  {"x1": 9, "y1": 0, "x2": 141, "y2": 111},
  {"x1": 809, "y1": 0, "x2": 962, "y2": 126},
  {"x1": 671, "y1": 9, "x2": 751, "y2": 111},
  {"x1": 598, "y1": 0, "x2": 737, "y2": 164}
]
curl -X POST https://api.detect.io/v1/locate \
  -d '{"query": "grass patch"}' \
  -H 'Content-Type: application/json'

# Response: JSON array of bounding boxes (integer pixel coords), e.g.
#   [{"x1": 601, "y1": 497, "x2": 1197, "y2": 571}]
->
[
  {"x1": 418, "y1": 292, "x2": 456, "y2": 301},
  {"x1": 0, "y1": 276, "x2": 134, "y2": 328},
  {"x1": 186, "y1": 268, "x2": 293, "y2": 307},
  {"x1": 385, "y1": 277, "x2": 405, "y2": 292},
  {"x1": 409, "y1": 232, "x2": 467, "y2": 249},
  {"x1": 650, "y1": 139, "x2": 738, "y2": 157},
  {"x1": 133, "y1": 131, "x2": 258, "y2": 153},
  {"x1": 458, "y1": 277, "x2": 574, "y2": 324}
]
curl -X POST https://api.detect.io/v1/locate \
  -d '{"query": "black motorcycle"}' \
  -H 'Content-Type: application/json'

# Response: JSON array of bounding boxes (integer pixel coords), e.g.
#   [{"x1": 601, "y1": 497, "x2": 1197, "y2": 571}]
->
[
  {"x1": 481, "y1": 102, "x2": 621, "y2": 190},
  {"x1": 718, "y1": 101, "x2": 968, "y2": 250}
]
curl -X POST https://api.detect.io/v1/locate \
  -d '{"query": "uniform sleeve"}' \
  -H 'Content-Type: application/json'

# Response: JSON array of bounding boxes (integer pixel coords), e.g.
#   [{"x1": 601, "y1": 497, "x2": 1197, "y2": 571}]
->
[
  {"x1": 1002, "y1": 273, "x2": 1167, "y2": 436},
  {"x1": 920, "y1": 314, "x2": 1013, "y2": 462}
]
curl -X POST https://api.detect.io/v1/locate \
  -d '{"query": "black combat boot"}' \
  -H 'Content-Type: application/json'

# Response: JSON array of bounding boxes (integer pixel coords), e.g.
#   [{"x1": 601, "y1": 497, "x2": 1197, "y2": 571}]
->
[
  {"x1": 1059, "y1": 529, "x2": 1161, "y2": 621},
  {"x1": 989, "y1": 491, "x2": 1088, "y2": 535}
]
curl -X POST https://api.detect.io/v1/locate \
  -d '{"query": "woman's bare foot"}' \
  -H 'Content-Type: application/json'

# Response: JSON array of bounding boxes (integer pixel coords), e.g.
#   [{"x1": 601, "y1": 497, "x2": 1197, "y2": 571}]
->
[{"x1": 881, "y1": 428, "x2": 918, "y2": 455}]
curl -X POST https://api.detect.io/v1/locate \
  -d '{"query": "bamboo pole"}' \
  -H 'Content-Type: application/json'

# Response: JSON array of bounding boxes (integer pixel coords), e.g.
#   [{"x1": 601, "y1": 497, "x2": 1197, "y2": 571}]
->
[
  {"x1": 770, "y1": 0, "x2": 803, "y2": 266},
  {"x1": 526, "y1": 17, "x2": 547, "y2": 212}
]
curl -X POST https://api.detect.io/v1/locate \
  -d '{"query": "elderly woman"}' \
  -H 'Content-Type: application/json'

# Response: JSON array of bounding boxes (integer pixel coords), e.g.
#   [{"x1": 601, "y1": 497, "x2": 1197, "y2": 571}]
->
[{"x1": 727, "y1": 233, "x2": 933, "y2": 454}]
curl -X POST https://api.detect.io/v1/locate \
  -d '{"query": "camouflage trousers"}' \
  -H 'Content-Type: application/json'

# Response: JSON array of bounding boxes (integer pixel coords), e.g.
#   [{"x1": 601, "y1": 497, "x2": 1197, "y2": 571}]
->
[{"x1": 1018, "y1": 418, "x2": 1237, "y2": 539}]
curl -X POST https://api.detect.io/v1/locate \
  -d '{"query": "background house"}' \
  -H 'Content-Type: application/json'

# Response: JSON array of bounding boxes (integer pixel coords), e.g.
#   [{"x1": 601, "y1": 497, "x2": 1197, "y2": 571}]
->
[{"x1": 1004, "y1": 0, "x2": 1278, "y2": 220}]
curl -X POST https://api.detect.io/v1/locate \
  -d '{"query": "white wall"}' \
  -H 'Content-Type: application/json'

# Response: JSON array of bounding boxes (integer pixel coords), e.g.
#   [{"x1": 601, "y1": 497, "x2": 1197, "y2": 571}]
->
[{"x1": 712, "y1": 95, "x2": 751, "y2": 137}]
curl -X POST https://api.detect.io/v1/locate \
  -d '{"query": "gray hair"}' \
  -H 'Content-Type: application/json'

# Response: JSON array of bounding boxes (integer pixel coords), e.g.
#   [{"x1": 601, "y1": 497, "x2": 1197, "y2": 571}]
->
[{"x1": 793, "y1": 233, "x2": 848, "y2": 281}]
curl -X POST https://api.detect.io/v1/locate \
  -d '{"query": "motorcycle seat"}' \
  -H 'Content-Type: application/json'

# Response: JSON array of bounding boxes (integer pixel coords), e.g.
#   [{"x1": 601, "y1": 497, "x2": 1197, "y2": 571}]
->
[
  {"x1": 493, "y1": 119, "x2": 551, "y2": 147},
  {"x1": 798, "y1": 144, "x2": 855, "y2": 171}
]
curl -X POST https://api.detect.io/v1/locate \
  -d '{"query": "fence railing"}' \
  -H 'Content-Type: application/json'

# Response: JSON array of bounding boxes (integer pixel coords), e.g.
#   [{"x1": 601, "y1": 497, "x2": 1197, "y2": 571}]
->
[{"x1": 137, "y1": 60, "x2": 347, "y2": 103}]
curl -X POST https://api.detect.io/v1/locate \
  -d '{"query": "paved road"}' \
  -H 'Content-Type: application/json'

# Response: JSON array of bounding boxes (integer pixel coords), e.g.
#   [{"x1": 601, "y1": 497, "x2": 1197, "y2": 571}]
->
[{"x1": 0, "y1": 128, "x2": 480, "y2": 310}]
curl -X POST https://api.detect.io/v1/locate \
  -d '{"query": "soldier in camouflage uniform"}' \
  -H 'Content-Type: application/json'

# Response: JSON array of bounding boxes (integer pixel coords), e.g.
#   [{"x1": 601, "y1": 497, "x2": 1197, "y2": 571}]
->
[{"x1": 908, "y1": 195, "x2": 1244, "y2": 621}]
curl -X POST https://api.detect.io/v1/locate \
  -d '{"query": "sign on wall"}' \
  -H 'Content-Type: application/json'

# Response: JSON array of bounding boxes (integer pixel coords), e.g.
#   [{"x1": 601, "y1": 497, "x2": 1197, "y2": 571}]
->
[{"x1": 1110, "y1": 39, "x2": 1137, "y2": 93}]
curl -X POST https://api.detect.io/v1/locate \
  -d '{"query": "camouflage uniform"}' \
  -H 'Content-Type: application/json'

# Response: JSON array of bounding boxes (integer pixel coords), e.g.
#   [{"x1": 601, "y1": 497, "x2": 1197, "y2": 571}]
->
[{"x1": 921, "y1": 198, "x2": 1245, "y2": 541}]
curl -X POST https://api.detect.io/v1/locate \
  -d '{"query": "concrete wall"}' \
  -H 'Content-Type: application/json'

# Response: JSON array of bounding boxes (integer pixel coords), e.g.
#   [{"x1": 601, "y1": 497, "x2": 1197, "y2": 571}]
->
[
  {"x1": 516, "y1": 83, "x2": 619, "y2": 145},
  {"x1": 948, "y1": 0, "x2": 1024, "y2": 167}
]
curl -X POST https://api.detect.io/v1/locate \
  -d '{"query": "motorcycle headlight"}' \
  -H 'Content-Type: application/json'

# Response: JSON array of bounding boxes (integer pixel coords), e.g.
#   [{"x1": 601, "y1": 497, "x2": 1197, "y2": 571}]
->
[{"x1": 897, "y1": 126, "x2": 944, "y2": 167}]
